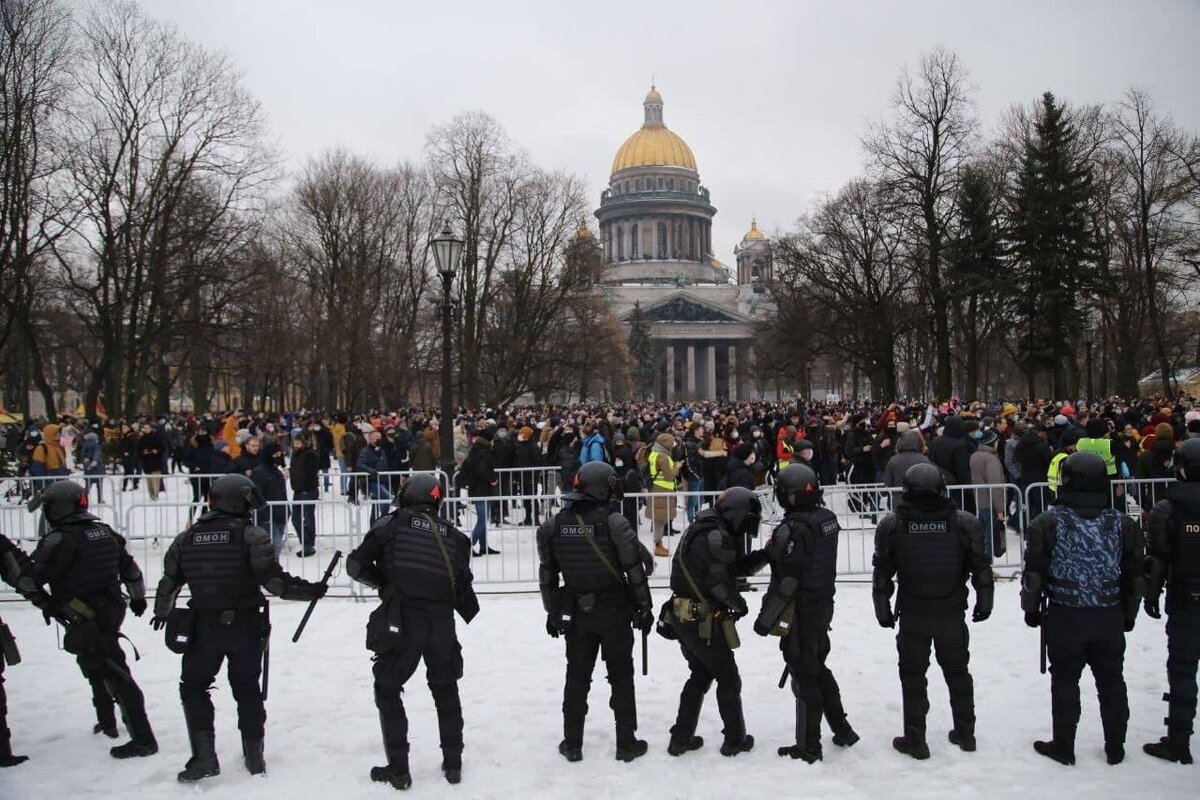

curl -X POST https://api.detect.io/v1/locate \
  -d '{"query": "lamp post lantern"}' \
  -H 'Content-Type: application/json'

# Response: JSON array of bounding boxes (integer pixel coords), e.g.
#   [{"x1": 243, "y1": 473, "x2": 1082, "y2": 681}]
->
[{"x1": 430, "y1": 221, "x2": 464, "y2": 498}]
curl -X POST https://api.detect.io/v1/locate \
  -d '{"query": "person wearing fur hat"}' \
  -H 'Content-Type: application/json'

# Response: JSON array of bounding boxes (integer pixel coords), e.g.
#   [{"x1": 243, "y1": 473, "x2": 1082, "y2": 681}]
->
[{"x1": 645, "y1": 433, "x2": 680, "y2": 558}]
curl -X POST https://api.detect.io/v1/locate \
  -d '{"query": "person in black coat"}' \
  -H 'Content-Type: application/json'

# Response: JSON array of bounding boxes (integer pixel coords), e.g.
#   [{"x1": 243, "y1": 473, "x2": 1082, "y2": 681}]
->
[
  {"x1": 1015, "y1": 426, "x2": 1054, "y2": 519},
  {"x1": 250, "y1": 445, "x2": 289, "y2": 556},
  {"x1": 464, "y1": 427, "x2": 498, "y2": 555},
  {"x1": 185, "y1": 432, "x2": 232, "y2": 513},
  {"x1": 290, "y1": 432, "x2": 320, "y2": 557},
  {"x1": 932, "y1": 415, "x2": 974, "y2": 513},
  {"x1": 514, "y1": 427, "x2": 544, "y2": 525},
  {"x1": 720, "y1": 443, "x2": 756, "y2": 492}
]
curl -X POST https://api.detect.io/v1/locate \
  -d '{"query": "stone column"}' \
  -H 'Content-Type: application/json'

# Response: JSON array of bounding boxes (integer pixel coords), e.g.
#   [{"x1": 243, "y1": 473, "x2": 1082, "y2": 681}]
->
[
  {"x1": 665, "y1": 344, "x2": 675, "y2": 402},
  {"x1": 727, "y1": 343, "x2": 737, "y2": 400},
  {"x1": 706, "y1": 345, "x2": 716, "y2": 400},
  {"x1": 686, "y1": 344, "x2": 696, "y2": 397}
]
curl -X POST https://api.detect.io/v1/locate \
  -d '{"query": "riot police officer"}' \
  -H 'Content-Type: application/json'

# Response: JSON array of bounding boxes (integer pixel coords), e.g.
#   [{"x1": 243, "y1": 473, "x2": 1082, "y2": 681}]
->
[
  {"x1": 754, "y1": 464, "x2": 858, "y2": 763},
  {"x1": 153, "y1": 474, "x2": 327, "y2": 782},
  {"x1": 667, "y1": 486, "x2": 767, "y2": 758},
  {"x1": 873, "y1": 464, "x2": 992, "y2": 760},
  {"x1": 1143, "y1": 437, "x2": 1200, "y2": 765},
  {"x1": 22, "y1": 480, "x2": 157, "y2": 759},
  {"x1": 0, "y1": 533, "x2": 56, "y2": 767},
  {"x1": 537, "y1": 461, "x2": 654, "y2": 763},
  {"x1": 1022, "y1": 451, "x2": 1143, "y2": 766},
  {"x1": 347, "y1": 474, "x2": 479, "y2": 790}
]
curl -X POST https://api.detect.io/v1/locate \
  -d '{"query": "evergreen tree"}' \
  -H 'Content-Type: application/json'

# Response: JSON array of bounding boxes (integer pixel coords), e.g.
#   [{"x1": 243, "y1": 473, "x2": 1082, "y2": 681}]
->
[
  {"x1": 626, "y1": 301, "x2": 656, "y2": 399},
  {"x1": 1007, "y1": 92, "x2": 1099, "y2": 398},
  {"x1": 948, "y1": 166, "x2": 1005, "y2": 399}
]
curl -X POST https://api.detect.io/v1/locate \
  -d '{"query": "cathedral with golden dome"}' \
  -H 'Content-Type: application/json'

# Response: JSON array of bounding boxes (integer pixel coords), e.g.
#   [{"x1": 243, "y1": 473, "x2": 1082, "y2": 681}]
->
[{"x1": 589, "y1": 86, "x2": 772, "y2": 401}]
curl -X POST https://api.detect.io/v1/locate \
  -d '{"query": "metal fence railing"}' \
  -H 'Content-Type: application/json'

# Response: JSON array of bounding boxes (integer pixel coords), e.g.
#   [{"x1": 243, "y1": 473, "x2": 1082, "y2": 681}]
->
[{"x1": 5, "y1": 468, "x2": 1176, "y2": 596}]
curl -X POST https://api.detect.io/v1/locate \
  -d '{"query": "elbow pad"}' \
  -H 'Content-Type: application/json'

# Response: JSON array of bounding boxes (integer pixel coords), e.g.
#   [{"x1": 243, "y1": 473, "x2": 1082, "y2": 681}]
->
[
  {"x1": 755, "y1": 576, "x2": 799, "y2": 632},
  {"x1": 346, "y1": 552, "x2": 383, "y2": 591}
]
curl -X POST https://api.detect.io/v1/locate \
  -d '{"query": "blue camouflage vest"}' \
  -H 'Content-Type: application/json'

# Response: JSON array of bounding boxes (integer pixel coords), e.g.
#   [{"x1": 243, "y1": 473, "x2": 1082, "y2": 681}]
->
[{"x1": 1048, "y1": 507, "x2": 1122, "y2": 608}]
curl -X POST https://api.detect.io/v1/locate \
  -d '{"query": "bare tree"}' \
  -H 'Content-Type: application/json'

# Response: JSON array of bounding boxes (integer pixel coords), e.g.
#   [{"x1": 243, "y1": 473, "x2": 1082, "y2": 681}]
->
[
  {"x1": 864, "y1": 47, "x2": 977, "y2": 398},
  {"x1": 0, "y1": 0, "x2": 74, "y2": 416}
]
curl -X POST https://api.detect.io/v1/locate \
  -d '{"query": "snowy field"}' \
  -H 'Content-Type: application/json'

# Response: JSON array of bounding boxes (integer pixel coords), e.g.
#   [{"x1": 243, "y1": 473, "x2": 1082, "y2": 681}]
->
[{"x1": 1, "y1": 581, "x2": 1195, "y2": 800}]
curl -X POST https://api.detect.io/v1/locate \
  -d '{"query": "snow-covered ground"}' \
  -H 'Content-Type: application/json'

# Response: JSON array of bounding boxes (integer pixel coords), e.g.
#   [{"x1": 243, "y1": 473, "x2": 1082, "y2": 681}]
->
[{"x1": 0, "y1": 581, "x2": 1193, "y2": 799}]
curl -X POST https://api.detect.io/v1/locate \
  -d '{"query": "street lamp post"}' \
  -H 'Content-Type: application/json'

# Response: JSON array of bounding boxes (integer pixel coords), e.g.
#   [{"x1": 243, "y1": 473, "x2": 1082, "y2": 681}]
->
[
  {"x1": 430, "y1": 222, "x2": 464, "y2": 497},
  {"x1": 1085, "y1": 331, "x2": 1095, "y2": 402}
]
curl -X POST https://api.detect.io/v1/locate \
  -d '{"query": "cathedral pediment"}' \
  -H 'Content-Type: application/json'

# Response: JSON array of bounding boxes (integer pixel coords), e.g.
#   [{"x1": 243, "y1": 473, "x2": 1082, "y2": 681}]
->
[{"x1": 627, "y1": 292, "x2": 749, "y2": 324}]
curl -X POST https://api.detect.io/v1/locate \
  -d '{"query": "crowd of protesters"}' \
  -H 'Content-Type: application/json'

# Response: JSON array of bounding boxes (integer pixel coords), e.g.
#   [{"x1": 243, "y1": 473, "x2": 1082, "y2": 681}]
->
[{"x1": 3, "y1": 396, "x2": 1198, "y2": 558}]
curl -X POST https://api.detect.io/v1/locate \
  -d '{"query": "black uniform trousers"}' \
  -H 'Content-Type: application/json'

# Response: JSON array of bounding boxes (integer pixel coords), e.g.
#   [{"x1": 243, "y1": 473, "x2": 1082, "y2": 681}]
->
[
  {"x1": 896, "y1": 608, "x2": 974, "y2": 741},
  {"x1": 373, "y1": 606, "x2": 463, "y2": 771},
  {"x1": 77, "y1": 600, "x2": 153, "y2": 741},
  {"x1": 0, "y1": 632, "x2": 9, "y2": 747},
  {"x1": 1044, "y1": 604, "x2": 1128, "y2": 747},
  {"x1": 785, "y1": 596, "x2": 848, "y2": 750},
  {"x1": 671, "y1": 617, "x2": 744, "y2": 746},
  {"x1": 180, "y1": 610, "x2": 267, "y2": 738},
  {"x1": 1164, "y1": 603, "x2": 1200, "y2": 738},
  {"x1": 562, "y1": 600, "x2": 637, "y2": 748}
]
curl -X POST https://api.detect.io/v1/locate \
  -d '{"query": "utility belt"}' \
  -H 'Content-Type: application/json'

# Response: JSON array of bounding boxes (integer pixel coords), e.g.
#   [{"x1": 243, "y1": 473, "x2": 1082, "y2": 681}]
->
[
  {"x1": 165, "y1": 605, "x2": 266, "y2": 655},
  {"x1": 669, "y1": 595, "x2": 740, "y2": 649},
  {"x1": 565, "y1": 586, "x2": 628, "y2": 616}
]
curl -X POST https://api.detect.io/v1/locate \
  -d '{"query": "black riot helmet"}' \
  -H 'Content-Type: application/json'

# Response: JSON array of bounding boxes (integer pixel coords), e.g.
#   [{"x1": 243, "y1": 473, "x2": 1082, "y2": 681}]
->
[
  {"x1": 396, "y1": 473, "x2": 443, "y2": 510},
  {"x1": 209, "y1": 474, "x2": 266, "y2": 516},
  {"x1": 27, "y1": 480, "x2": 95, "y2": 526},
  {"x1": 901, "y1": 463, "x2": 948, "y2": 502},
  {"x1": 1059, "y1": 451, "x2": 1109, "y2": 495},
  {"x1": 570, "y1": 461, "x2": 623, "y2": 504},
  {"x1": 775, "y1": 463, "x2": 822, "y2": 511},
  {"x1": 715, "y1": 486, "x2": 762, "y2": 540},
  {"x1": 1176, "y1": 438, "x2": 1200, "y2": 482}
]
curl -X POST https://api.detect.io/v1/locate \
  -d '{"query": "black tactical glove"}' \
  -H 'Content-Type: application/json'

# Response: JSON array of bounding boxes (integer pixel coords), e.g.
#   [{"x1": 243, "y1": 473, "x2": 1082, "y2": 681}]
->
[
  {"x1": 545, "y1": 612, "x2": 570, "y2": 639},
  {"x1": 1024, "y1": 610, "x2": 1041, "y2": 629},
  {"x1": 753, "y1": 618, "x2": 771, "y2": 637},
  {"x1": 971, "y1": 605, "x2": 990, "y2": 623},
  {"x1": 873, "y1": 595, "x2": 895, "y2": 628},
  {"x1": 1144, "y1": 596, "x2": 1161, "y2": 620},
  {"x1": 634, "y1": 607, "x2": 654, "y2": 634},
  {"x1": 718, "y1": 605, "x2": 746, "y2": 623},
  {"x1": 1123, "y1": 614, "x2": 1136, "y2": 633},
  {"x1": 129, "y1": 598, "x2": 147, "y2": 617},
  {"x1": 151, "y1": 616, "x2": 168, "y2": 631}
]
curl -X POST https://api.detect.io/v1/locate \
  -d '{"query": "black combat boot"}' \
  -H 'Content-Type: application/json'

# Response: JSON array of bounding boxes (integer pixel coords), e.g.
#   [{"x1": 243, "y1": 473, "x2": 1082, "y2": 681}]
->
[
  {"x1": 1144, "y1": 735, "x2": 1194, "y2": 765},
  {"x1": 370, "y1": 765, "x2": 412, "y2": 790},
  {"x1": 558, "y1": 739, "x2": 583, "y2": 762},
  {"x1": 0, "y1": 728, "x2": 29, "y2": 768},
  {"x1": 93, "y1": 722, "x2": 118, "y2": 739},
  {"x1": 615, "y1": 739, "x2": 648, "y2": 762},
  {"x1": 830, "y1": 723, "x2": 860, "y2": 748},
  {"x1": 1033, "y1": 739, "x2": 1075, "y2": 766},
  {"x1": 442, "y1": 751, "x2": 462, "y2": 784},
  {"x1": 111, "y1": 734, "x2": 158, "y2": 759},
  {"x1": 949, "y1": 729, "x2": 977, "y2": 753},
  {"x1": 720, "y1": 734, "x2": 755, "y2": 757},
  {"x1": 892, "y1": 736, "x2": 930, "y2": 760},
  {"x1": 667, "y1": 735, "x2": 704, "y2": 756},
  {"x1": 177, "y1": 730, "x2": 220, "y2": 782},
  {"x1": 778, "y1": 743, "x2": 822, "y2": 763},
  {"x1": 242, "y1": 735, "x2": 266, "y2": 775}
]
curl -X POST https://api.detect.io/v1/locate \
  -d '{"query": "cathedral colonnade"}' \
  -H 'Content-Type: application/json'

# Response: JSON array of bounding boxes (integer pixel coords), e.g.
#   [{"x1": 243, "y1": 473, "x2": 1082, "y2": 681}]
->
[{"x1": 659, "y1": 339, "x2": 751, "y2": 401}]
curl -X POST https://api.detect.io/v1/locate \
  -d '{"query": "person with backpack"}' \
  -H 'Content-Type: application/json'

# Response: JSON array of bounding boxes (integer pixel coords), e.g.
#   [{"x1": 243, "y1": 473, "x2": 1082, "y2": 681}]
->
[{"x1": 1022, "y1": 452, "x2": 1145, "y2": 766}]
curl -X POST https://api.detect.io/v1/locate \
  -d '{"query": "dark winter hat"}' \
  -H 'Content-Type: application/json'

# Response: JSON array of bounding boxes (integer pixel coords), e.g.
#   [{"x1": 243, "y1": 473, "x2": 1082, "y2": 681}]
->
[
  {"x1": 732, "y1": 442, "x2": 753, "y2": 461},
  {"x1": 1085, "y1": 418, "x2": 1108, "y2": 438}
]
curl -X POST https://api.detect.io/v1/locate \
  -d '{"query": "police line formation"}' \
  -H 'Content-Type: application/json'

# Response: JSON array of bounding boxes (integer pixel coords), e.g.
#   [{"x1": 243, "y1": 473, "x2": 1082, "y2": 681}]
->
[{"x1": 0, "y1": 441, "x2": 1198, "y2": 791}]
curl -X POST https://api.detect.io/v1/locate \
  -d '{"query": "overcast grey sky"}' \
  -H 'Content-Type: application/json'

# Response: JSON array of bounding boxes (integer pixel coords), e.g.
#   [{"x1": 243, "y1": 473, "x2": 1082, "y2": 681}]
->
[{"x1": 149, "y1": 0, "x2": 1200, "y2": 261}]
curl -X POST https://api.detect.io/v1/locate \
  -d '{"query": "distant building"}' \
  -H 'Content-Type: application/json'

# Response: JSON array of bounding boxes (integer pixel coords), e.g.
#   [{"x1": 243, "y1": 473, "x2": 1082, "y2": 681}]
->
[
  {"x1": 1138, "y1": 367, "x2": 1200, "y2": 397},
  {"x1": 588, "y1": 86, "x2": 774, "y2": 401}
]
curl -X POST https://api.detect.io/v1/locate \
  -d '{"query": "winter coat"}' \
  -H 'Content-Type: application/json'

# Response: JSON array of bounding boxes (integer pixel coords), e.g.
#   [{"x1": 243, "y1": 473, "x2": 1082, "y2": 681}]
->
[
  {"x1": 931, "y1": 416, "x2": 972, "y2": 486},
  {"x1": 645, "y1": 443, "x2": 679, "y2": 526},
  {"x1": 969, "y1": 444, "x2": 1006, "y2": 514},
  {"x1": 138, "y1": 433, "x2": 166, "y2": 473},
  {"x1": 81, "y1": 434, "x2": 105, "y2": 476},
  {"x1": 1014, "y1": 431, "x2": 1052, "y2": 487},
  {"x1": 290, "y1": 447, "x2": 319, "y2": 493},
  {"x1": 30, "y1": 423, "x2": 68, "y2": 476},
  {"x1": 409, "y1": 435, "x2": 435, "y2": 471},
  {"x1": 719, "y1": 458, "x2": 755, "y2": 491},
  {"x1": 1136, "y1": 438, "x2": 1175, "y2": 480},
  {"x1": 883, "y1": 431, "x2": 931, "y2": 488},
  {"x1": 463, "y1": 439, "x2": 497, "y2": 497},
  {"x1": 579, "y1": 433, "x2": 607, "y2": 465},
  {"x1": 251, "y1": 462, "x2": 289, "y2": 527}
]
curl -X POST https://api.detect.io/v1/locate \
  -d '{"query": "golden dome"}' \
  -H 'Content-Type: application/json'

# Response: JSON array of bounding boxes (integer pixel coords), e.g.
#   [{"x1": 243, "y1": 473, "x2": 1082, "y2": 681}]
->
[
  {"x1": 743, "y1": 218, "x2": 765, "y2": 241},
  {"x1": 573, "y1": 219, "x2": 595, "y2": 240},
  {"x1": 610, "y1": 86, "x2": 697, "y2": 175}
]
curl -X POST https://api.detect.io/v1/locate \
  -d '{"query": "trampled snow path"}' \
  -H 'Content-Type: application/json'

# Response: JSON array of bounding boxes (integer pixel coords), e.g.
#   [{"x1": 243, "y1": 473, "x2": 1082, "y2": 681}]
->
[{"x1": 0, "y1": 583, "x2": 1193, "y2": 799}]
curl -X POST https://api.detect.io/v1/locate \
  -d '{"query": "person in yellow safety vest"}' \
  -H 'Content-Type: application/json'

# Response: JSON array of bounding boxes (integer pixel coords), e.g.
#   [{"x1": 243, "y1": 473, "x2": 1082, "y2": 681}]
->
[
  {"x1": 776, "y1": 426, "x2": 795, "y2": 472},
  {"x1": 645, "y1": 433, "x2": 679, "y2": 558},
  {"x1": 1076, "y1": 418, "x2": 1118, "y2": 476},
  {"x1": 1047, "y1": 429, "x2": 1083, "y2": 495}
]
